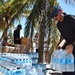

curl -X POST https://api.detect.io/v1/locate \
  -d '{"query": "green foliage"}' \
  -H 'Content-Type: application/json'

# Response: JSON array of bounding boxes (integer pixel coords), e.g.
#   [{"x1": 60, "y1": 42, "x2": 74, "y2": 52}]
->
[
  {"x1": 0, "y1": 0, "x2": 36, "y2": 41},
  {"x1": 0, "y1": 0, "x2": 60, "y2": 63}
]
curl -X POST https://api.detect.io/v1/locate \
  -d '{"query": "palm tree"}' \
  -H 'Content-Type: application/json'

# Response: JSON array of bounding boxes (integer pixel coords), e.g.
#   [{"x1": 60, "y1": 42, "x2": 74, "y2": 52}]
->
[
  {"x1": 24, "y1": 0, "x2": 60, "y2": 63},
  {"x1": 0, "y1": 0, "x2": 60, "y2": 63},
  {"x1": 0, "y1": 0, "x2": 36, "y2": 42},
  {"x1": 24, "y1": 0, "x2": 46, "y2": 63}
]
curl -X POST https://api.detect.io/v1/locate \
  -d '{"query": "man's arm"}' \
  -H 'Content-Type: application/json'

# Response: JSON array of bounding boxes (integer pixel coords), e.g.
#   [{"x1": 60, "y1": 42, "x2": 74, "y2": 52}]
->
[{"x1": 56, "y1": 35, "x2": 66, "y2": 49}]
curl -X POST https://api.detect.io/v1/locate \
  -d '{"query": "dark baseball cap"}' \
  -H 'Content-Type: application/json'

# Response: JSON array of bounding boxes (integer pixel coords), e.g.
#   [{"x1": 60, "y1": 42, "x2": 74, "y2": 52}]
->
[
  {"x1": 17, "y1": 24, "x2": 22, "y2": 29},
  {"x1": 51, "y1": 6, "x2": 61, "y2": 18}
]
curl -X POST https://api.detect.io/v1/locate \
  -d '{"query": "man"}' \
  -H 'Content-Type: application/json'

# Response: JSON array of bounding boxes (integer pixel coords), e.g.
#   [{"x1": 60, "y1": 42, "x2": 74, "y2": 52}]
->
[
  {"x1": 51, "y1": 6, "x2": 75, "y2": 75},
  {"x1": 14, "y1": 24, "x2": 22, "y2": 44}
]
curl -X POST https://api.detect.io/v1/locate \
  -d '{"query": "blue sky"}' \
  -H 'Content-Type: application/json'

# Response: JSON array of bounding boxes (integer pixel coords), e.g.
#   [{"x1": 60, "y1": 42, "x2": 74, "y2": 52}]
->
[
  {"x1": 57, "y1": 0, "x2": 75, "y2": 15},
  {"x1": 15, "y1": 0, "x2": 75, "y2": 37}
]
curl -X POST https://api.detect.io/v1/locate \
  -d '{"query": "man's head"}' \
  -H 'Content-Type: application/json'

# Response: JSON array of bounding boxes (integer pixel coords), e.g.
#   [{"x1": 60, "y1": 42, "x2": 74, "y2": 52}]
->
[
  {"x1": 17, "y1": 24, "x2": 22, "y2": 29},
  {"x1": 51, "y1": 6, "x2": 64, "y2": 22}
]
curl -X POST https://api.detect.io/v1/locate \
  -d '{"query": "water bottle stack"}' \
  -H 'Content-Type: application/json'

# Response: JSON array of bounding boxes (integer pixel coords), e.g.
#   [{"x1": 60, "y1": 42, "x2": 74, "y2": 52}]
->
[
  {"x1": 27, "y1": 52, "x2": 39, "y2": 65},
  {"x1": 66, "y1": 53, "x2": 74, "y2": 72},
  {"x1": 0, "y1": 60, "x2": 25, "y2": 75},
  {"x1": 54, "y1": 49, "x2": 67, "y2": 71},
  {"x1": 0, "y1": 53, "x2": 32, "y2": 75},
  {"x1": 50, "y1": 49, "x2": 74, "y2": 72},
  {"x1": 0, "y1": 52, "x2": 45, "y2": 75},
  {"x1": 50, "y1": 50, "x2": 59, "y2": 70},
  {"x1": 38, "y1": 63, "x2": 46, "y2": 74},
  {"x1": 1, "y1": 53, "x2": 32, "y2": 67},
  {"x1": 27, "y1": 52, "x2": 46, "y2": 74}
]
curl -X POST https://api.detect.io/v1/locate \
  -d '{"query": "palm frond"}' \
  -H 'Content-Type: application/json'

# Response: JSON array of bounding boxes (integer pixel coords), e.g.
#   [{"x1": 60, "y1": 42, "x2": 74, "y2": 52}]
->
[{"x1": 64, "y1": 0, "x2": 75, "y2": 5}]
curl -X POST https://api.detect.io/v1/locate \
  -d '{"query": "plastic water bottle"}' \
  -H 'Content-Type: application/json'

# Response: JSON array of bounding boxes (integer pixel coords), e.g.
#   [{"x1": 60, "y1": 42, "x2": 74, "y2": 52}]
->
[
  {"x1": 56, "y1": 49, "x2": 67, "y2": 71},
  {"x1": 50, "y1": 49, "x2": 67, "y2": 71},
  {"x1": 6, "y1": 69, "x2": 12, "y2": 75},
  {"x1": 14, "y1": 59, "x2": 19, "y2": 64},
  {"x1": 32, "y1": 58, "x2": 38, "y2": 64},
  {"x1": 13, "y1": 71, "x2": 23, "y2": 75},
  {"x1": 27, "y1": 52, "x2": 38, "y2": 59},
  {"x1": 33, "y1": 53, "x2": 38, "y2": 58},
  {"x1": 38, "y1": 63, "x2": 46, "y2": 71},
  {"x1": 26, "y1": 67, "x2": 38, "y2": 75},
  {"x1": 0, "y1": 66, "x2": 1, "y2": 72},
  {"x1": 50, "y1": 50, "x2": 58, "y2": 70},
  {"x1": 66, "y1": 53, "x2": 74, "y2": 72},
  {"x1": 1, "y1": 67, "x2": 4, "y2": 74}
]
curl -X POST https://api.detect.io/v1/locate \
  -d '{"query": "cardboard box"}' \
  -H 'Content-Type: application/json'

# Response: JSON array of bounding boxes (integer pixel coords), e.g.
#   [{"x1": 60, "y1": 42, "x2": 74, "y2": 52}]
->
[{"x1": 21, "y1": 37, "x2": 30, "y2": 45}]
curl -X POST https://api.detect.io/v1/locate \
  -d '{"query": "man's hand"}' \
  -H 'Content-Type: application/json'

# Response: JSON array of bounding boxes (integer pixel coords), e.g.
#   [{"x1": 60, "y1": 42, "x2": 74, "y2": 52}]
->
[{"x1": 65, "y1": 44, "x2": 74, "y2": 54}]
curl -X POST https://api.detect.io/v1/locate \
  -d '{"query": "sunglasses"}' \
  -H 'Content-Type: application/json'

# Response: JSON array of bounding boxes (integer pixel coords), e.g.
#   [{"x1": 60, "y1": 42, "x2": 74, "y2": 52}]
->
[{"x1": 54, "y1": 13, "x2": 58, "y2": 17}]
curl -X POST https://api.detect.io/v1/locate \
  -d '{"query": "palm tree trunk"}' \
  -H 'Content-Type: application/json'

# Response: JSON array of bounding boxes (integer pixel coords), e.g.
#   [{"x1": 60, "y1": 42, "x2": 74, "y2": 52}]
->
[
  {"x1": 38, "y1": 11, "x2": 46, "y2": 63},
  {"x1": 0, "y1": 23, "x2": 10, "y2": 41},
  {"x1": 38, "y1": 0, "x2": 46, "y2": 63}
]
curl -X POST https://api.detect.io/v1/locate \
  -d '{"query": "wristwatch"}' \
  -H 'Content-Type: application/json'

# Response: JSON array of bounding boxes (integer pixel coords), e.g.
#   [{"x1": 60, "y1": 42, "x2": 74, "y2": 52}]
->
[{"x1": 72, "y1": 42, "x2": 75, "y2": 47}]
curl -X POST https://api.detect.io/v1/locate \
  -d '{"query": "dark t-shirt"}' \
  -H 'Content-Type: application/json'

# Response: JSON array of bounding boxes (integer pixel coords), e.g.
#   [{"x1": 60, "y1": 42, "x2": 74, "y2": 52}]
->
[
  {"x1": 57, "y1": 15, "x2": 75, "y2": 56},
  {"x1": 14, "y1": 29, "x2": 21, "y2": 44}
]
